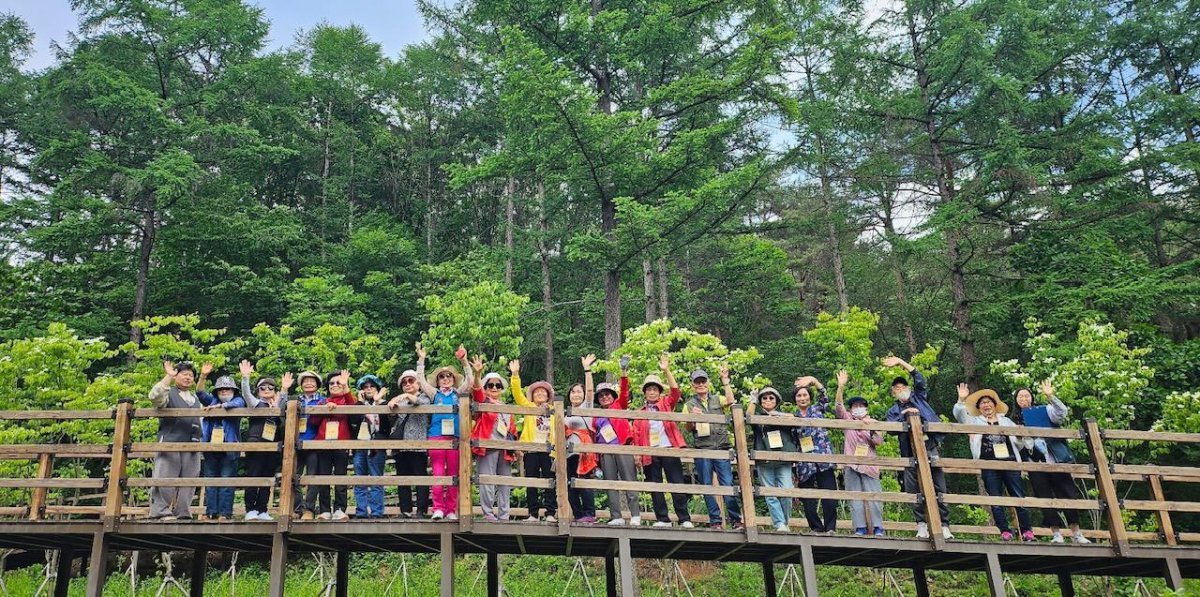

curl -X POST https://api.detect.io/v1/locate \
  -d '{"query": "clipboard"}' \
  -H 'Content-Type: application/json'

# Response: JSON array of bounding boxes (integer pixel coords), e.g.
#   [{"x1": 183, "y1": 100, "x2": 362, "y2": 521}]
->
[{"x1": 1022, "y1": 406, "x2": 1052, "y2": 428}]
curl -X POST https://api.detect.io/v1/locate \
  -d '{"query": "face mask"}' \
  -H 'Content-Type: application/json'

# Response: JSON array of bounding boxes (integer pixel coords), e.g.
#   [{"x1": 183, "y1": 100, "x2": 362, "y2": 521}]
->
[
  {"x1": 851, "y1": 407, "x2": 867, "y2": 418},
  {"x1": 897, "y1": 389, "x2": 911, "y2": 402}
]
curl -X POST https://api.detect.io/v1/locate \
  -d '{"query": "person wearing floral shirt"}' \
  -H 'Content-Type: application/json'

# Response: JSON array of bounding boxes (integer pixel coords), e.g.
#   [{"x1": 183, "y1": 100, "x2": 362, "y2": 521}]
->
[{"x1": 792, "y1": 375, "x2": 837, "y2": 534}]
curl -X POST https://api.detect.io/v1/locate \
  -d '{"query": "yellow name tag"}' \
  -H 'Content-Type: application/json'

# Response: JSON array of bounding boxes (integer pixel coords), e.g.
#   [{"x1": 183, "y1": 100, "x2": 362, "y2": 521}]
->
[
  {"x1": 993, "y1": 441, "x2": 1010, "y2": 459},
  {"x1": 650, "y1": 430, "x2": 663, "y2": 447},
  {"x1": 324, "y1": 420, "x2": 339, "y2": 439},
  {"x1": 854, "y1": 444, "x2": 869, "y2": 457},
  {"x1": 534, "y1": 427, "x2": 549, "y2": 443},
  {"x1": 800, "y1": 436, "x2": 815, "y2": 453},
  {"x1": 210, "y1": 427, "x2": 225, "y2": 443},
  {"x1": 767, "y1": 430, "x2": 783, "y2": 449},
  {"x1": 441, "y1": 418, "x2": 455, "y2": 436},
  {"x1": 496, "y1": 417, "x2": 509, "y2": 438},
  {"x1": 262, "y1": 421, "x2": 277, "y2": 442},
  {"x1": 599, "y1": 425, "x2": 617, "y2": 443},
  {"x1": 298, "y1": 417, "x2": 308, "y2": 434},
  {"x1": 695, "y1": 422, "x2": 711, "y2": 438},
  {"x1": 357, "y1": 424, "x2": 372, "y2": 441}
]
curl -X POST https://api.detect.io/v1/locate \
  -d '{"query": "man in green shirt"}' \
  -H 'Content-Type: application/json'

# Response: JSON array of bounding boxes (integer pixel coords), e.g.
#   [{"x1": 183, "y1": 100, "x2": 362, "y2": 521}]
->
[{"x1": 684, "y1": 365, "x2": 742, "y2": 529}]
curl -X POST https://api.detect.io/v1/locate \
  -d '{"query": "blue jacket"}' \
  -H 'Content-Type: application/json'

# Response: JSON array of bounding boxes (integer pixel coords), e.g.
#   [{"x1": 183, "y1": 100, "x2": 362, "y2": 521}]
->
[
  {"x1": 200, "y1": 393, "x2": 247, "y2": 443},
  {"x1": 297, "y1": 393, "x2": 327, "y2": 441},
  {"x1": 884, "y1": 370, "x2": 943, "y2": 456}
]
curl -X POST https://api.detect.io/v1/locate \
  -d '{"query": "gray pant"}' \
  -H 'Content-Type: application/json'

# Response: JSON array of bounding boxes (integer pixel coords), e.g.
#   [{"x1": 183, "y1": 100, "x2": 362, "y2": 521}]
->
[
  {"x1": 844, "y1": 468, "x2": 884, "y2": 530},
  {"x1": 600, "y1": 453, "x2": 640, "y2": 519},
  {"x1": 150, "y1": 451, "x2": 201, "y2": 518},
  {"x1": 903, "y1": 446, "x2": 949, "y2": 524},
  {"x1": 476, "y1": 450, "x2": 511, "y2": 519}
]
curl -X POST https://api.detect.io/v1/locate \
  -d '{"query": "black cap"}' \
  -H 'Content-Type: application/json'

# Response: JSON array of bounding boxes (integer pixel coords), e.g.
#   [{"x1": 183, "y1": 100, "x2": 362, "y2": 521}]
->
[
  {"x1": 891, "y1": 376, "x2": 908, "y2": 388},
  {"x1": 848, "y1": 396, "x2": 869, "y2": 408}
]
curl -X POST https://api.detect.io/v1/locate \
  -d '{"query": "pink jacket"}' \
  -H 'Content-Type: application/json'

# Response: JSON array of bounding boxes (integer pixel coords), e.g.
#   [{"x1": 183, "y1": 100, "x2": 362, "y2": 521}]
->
[{"x1": 836, "y1": 404, "x2": 884, "y2": 479}]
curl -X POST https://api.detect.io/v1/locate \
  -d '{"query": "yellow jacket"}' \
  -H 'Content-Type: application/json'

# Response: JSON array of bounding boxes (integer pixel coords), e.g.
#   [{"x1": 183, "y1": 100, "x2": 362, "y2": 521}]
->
[{"x1": 511, "y1": 376, "x2": 557, "y2": 451}]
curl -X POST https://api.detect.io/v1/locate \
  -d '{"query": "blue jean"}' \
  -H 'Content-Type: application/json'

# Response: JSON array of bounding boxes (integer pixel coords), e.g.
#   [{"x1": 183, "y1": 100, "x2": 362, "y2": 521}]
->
[
  {"x1": 353, "y1": 450, "x2": 386, "y2": 517},
  {"x1": 201, "y1": 452, "x2": 239, "y2": 517},
  {"x1": 757, "y1": 462, "x2": 793, "y2": 527},
  {"x1": 982, "y1": 468, "x2": 1032, "y2": 533},
  {"x1": 694, "y1": 457, "x2": 741, "y2": 524}
]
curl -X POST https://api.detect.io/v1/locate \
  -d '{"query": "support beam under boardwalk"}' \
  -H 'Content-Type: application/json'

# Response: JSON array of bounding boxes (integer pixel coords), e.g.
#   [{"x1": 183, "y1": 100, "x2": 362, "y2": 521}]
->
[
  {"x1": 914, "y1": 566, "x2": 930, "y2": 597},
  {"x1": 763, "y1": 561, "x2": 777, "y2": 597},
  {"x1": 487, "y1": 552, "x2": 499, "y2": 597},
  {"x1": 190, "y1": 549, "x2": 207, "y2": 597},
  {"x1": 1057, "y1": 571, "x2": 1074, "y2": 597},
  {"x1": 335, "y1": 551, "x2": 349, "y2": 597},
  {"x1": 53, "y1": 549, "x2": 75, "y2": 597},
  {"x1": 268, "y1": 532, "x2": 288, "y2": 597},
  {"x1": 605, "y1": 550, "x2": 617, "y2": 597},
  {"x1": 440, "y1": 533, "x2": 455, "y2": 597},
  {"x1": 618, "y1": 536, "x2": 637, "y2": 597},
  {"x1": 84, "y1": 531, "x2": 109, "y2": 597},
  {"x1": 984, "y1": 552, "x2": 1005, "y2": 597}
]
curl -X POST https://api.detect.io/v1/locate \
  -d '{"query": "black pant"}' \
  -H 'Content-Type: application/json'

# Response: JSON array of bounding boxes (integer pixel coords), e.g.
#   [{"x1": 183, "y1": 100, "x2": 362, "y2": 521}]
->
[
  {"x1": 394, "y1": 450, "x2": 430, "y2": 516},
  {"x1": 524, "y1": 452, "x2": 557, "y2": 517},
  {"x1": 645, "y1": 456, "x2": 691, "y2": 523},
  {"x1": 243, "y1": 450, "x2": 279, "y2": 513},
  {"x1": 566, "y1": 454, "x2": 596, "y2": 519},
  {"x1": 303, "y1": 450, "x2": 348, "y2": 514},
  {"x1": 903, "y1": 447, "x2": 950, "y2": 524},
  {"x1": 1029, "y1": 470, "x2": 1081, "y2": 528},
  {"x1": 800, "y1": 467, "x2": 838, "y2": 532}
]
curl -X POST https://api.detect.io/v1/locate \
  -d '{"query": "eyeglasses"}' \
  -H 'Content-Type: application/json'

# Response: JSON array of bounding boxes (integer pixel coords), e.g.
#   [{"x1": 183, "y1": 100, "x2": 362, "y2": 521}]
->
[
  {"x1": 401, "y1": 378, "x2": 417, "y2": 385},
  {"x1": 329, "y1": 381, "x2": 345, "y2": 387},
  {"x1": 484, "y1": 383, "x2": 504, "y2": 390},
  {"x1": 692, "y1": 379, "x2": 709, "y2": 384}
]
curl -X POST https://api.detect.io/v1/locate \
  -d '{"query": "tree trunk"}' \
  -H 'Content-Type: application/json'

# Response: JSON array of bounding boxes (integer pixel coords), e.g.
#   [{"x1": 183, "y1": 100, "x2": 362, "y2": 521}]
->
[
  {"x1": 643, "y1": 258, "x2": 657, "y2": 323},
  {"x1": 593, "y1": 0, "x2": 622, "y2": 355},
  {"x1": 656, "y1": 257, "x2": 669, "y2": 320},
  {"x1": 537, "y1": 183, "x2": 554, "y2": 385},
  {"x1": 907, "y1": 8, "x2": 977, "y2": 384},
  {"x1": 504, "y1": 178, "x2": 516, "y2": 288},
  {"x1": 129, "y1": 200, "x2": 157, "y2": 350},
  {"x1": 881, "y1": 198, "x2": 918, "y2": 355}
]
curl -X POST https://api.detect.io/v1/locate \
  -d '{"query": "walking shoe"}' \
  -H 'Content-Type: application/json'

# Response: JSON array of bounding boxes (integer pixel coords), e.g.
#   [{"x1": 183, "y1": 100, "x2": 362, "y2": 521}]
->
[
  {"x1": 257, "y1": 512, "x2": 275, "y2": 521},
  {"x1": 1050, "y1": 531, "x2": 1065, "y2": 543},
  {"x1": 942, "y1": 526, "x2": 954, "y2": 540},
  {"x1": 873, "y1": 527, "x2": 885, "y2": 537},
  {"x1": 607, "y1": 518, "x2": 627, "y2": 526},
  {"x1": 854, "y1": 527, "x2": 867, "y2": 536},
  {"x1": 317, "y1": 512, "x2": 332, "y2": 520},
  {"x1": 301, "y1": 511, "x2": 315, "y2": 521},
  {"x1": 446, "y1": 513, "x2": 458, "y2": 520},
  {"x1": 680, "y1": 521, "x2": 694, "y2": 529},
  {"x1": 245, "y1": 510, "x2": 260, "y2": 520},
  {"x1": 525, "y1": 515, "x2": 539, "y2": 522},
  {"x1": 1000, "y1": 531, "x2": 1014, "y2": 541},
  {"x1": 732, "y1": 521, "x2": 746, "y2": 531},
  {"x1": 545, "y1": 515, "x2": 557, "y2": 523},
  {"x1": 1072, "y1": 532, "x2": 1091, "y2": 544},
  {"x1": 915, "y1": 522, "x2": 930, "y2": 539},
  {"x1": 774, "y1": 523, "x2": 789, "y2": 532},
  {"x1": 485, "y1": 513, "x2": 498, "y2": 521},
  {"x1": 1022, "y1": 531, "x2": 1036, "y2": 542},
  {"x1": 630, "y1": 516, "x2": 642, "y2": 526},
  {"x1": 577, "y1": 516, "x2": 597, "y2": 524},
  {"x1": 160, "y1": 515, "x2": 178, "y2": 522},
  {"x1": 331, "y1": 510, "x2": 348, "y2": 521},
  {"x1": 176, "y1": 514, "x2": 193, "y2": 521},
  {"x1": 652, "y1": 521, "x2": 672, "y2": 528},
  {"x1": 431, "y1": 510, "x2": 445, "y2": 520}
]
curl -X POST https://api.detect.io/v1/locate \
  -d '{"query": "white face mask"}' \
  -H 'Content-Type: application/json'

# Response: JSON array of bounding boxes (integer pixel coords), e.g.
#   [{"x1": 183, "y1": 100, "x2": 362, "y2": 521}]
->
[
  {"x1": 896, "y1": 389, "x2": 911, "y2": 402},
  {"x1": 851, "y1": 406, "x2": 868, "y2": 418}
]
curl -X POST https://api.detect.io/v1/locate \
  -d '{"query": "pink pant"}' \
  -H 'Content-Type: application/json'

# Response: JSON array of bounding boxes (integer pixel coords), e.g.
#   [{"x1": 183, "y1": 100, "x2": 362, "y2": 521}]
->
[{"x1": 429, "y1": 436, "x2": 459, "y2": 514}]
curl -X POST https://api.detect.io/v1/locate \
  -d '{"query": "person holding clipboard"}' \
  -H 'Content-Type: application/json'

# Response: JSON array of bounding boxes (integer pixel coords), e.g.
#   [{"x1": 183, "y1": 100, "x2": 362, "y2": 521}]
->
[
  {"x1": 1012, "y1": 380, "x2": 1092, "y2": 544},
  {"x1": 953, "y1": 384, "x2": 1035, "y2": 541}
]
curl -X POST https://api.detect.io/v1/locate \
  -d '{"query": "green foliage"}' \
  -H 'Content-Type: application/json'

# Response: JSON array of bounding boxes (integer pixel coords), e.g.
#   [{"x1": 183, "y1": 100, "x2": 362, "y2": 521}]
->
[
  {"x1": 420, "y1": 281, "x2": 528, "y2": 369},
  {"x1": 990, "y1": 318, "x2": 1154, "y2": 429}
]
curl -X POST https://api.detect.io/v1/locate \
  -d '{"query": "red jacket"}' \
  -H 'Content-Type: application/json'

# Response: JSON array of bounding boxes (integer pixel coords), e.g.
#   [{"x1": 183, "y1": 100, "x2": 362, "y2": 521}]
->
[
  {"x1": 594, "y1": 376, "x2": 634, "y2": 445},
  {"x1": 470, "y1": 388, "x2": 516, "y2": 461},
  {"x1": 630, "y1": 382, "x2": 687, "y2": 465},
  {"x1": 315, "y1": 392, "x2": 355, "y2": 440}
]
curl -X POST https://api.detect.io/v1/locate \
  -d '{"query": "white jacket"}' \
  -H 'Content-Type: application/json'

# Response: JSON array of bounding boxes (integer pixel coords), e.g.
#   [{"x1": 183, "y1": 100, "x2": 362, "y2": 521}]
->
[{"x1": 952, "y1": 402, "x2": 1031, "y2": 461}]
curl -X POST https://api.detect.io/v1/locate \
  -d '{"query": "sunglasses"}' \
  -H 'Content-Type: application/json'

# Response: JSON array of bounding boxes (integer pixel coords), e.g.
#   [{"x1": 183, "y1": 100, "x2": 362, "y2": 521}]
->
[
  {"x1": 692, "y1": 379, "x2": 709, "y2": 384},
  {"x1": 258, "y1": 385, "x2": 277, "y2": 391},
  {"x1": 484, "y1": 383, "x2": 504, "y2": 390},
  {"x1": 438, "y1": 373, "x2": 453, "y2": 379},
  {"x1": 329, "y1": 380, "x2": 345, "y2": 386}
]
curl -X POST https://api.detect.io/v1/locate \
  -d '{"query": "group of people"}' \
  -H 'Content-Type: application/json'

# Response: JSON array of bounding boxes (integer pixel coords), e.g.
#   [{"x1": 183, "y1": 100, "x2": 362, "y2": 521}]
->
[{"x1": 145, "y1": 348, "x2": 1091, "y2": 544}]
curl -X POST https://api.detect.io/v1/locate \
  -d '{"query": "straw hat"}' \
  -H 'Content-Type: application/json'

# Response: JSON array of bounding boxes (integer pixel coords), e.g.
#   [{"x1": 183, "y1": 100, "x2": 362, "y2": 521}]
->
[
  {"x1": 965, "y1": 389, "x2": 1007, "y2": 416},
  {"x1": 428, "y1": 366, "x2": 462, "y2": 387}
]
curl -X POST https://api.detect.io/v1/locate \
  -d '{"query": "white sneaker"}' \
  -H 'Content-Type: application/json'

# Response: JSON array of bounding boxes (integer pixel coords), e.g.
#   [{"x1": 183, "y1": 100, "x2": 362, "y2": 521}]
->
[
  {"x1": 257, "y1": 512, "x2": 274, "y2": 521},
  {"x1": 545, "y1": 515, "x2": 557, "y2": 523},
  {"x1": 431, "y1": 510, "x2": 445, "y2": 520},
  {"x1": 774, "y1": 523, "x2": 789, "y2": 532},
  {"x1": 915, "y1": 522, "x2": 930, "y2": 539},
  {"x1": 630, "y1": 516, "x2": 642, "y2": 526},
  {"x1": 942, "y1": 526, "x2": 954, "y2": 540},
  {"x1": 1072, "y1": 532, "x2": 1091, "y2": 544},
  {"x1": 525, "y1": 515, "x2": 539, "y2": 522},
  {"x1": 331, "y1": 510, "x2": 348, "y2": 521},
  {"x1": 1050, "y1": 532, "x2": 1065, "y2": 544},
  {"x1": 245, "y1": 510, "x2": 259, "y2": 520},
  {"x1": 446, "y1": 513, "x2": 458, "y2": 521},
  {"x1": 680, "y1": 521, "x2": 694, "y2": 529},
  {"x1": 317, "y1": 512, "x2": 332, "y2": 520},
  {"x1": 652, "y1": 521, "x2": 672, "y2": 528},
  {"x1": 607, "y1": 518, "x2": 627, "y2": 526}
]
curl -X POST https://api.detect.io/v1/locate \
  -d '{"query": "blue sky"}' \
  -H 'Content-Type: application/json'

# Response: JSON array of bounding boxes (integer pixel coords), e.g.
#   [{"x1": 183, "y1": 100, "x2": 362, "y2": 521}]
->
[{"x1": 10, "y1": 0, "x2": 433, "y2": 70}]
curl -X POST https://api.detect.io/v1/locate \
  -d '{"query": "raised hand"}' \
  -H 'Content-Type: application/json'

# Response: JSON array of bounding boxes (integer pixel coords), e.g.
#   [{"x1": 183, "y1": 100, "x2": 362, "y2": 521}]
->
[
  {"x1": 415, "y1": 342, "x2": 427, "y2": 362},
  {"x1": 582, "y1": 354, "x2": 596, "y2": 371},
  {"x1": 281, "y1": 372, "x2": 294, "y2": 391},
  {"x1": 377, "y1": 387, "x2": 389, "y2": 401},
  {"x1": 957, "y1": 383, "x2": 970, "y2": 401},
  {"x1": 619, "y1": 354, "x2": 631, "y2": 372},
  {"x1": 658, "y1": 353, "x2": 670, "y2": 372},
  {"x1": 163, "y1": 361, "x2": 178, "y2": 378},
  {"x1": 882, "y1": 356, "x2": 903, "y2": 369},
  {"x1": 795, "y1": 375, "x2": 816, "y2": 388},
  {"x1": 719, "y1": 363, "x2": 730, "y2": 384},
  {"x1": 836, "y1": 370, "x2": 849, "y2": 387},
  {"x1": 1040, "y1": 379, "x2": 1054, "y2": 397},
  {"x1": 338, "y1": 370, "x2": 352, "y2": 388},
  {"x1": 455, "y1": 345, "x2": 468, "y2": 362},
  {"x1": 509, "y1": 359, "x2": 521, "y2": 375},
  {"x1": 200, "y1": 362, "x2": 214, "y2": 377},
  {"x1": 239, "y1": 359, "x2": 253, "y2": 378},
  {"x1": 471, "y1": 355, "x2": 485, "y2": 375}
]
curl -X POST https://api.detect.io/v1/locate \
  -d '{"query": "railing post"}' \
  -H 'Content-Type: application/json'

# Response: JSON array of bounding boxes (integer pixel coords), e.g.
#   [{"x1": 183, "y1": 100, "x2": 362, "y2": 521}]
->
[
  {"x1": 1148, "y1": 474, "x2": 1176, "y2": 545},
  {"x1": 103, "y1": 399, "x2": 134, "y2": 528},
  {"x1": 1083, "y1": 419, "x2": 1129, "y2": 556},
  {"x1": 907, "y1": 412, "x2": 944, "y2": 550},
  {"x1": 276, "y1": 399, "x2": 299, "y2": 530},
  {"x1": 730, "y1": 404, "x2": 758, "y2": 541},
  {"x1": 30, "y1": 452, "x2": 54, "y2": 521},
  {"x1": 458, "y1": 393, "x2": 473, "y2": 530},
  {"x1": 552, "y1": 397, "x2": 570, "y2": 533}
]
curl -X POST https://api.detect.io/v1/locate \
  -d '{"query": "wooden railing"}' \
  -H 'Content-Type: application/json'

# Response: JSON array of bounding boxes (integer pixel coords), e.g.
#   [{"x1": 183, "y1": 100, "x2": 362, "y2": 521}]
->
[{"x1": 0, "y1": 396, "x2": 1197, "y2": 552}]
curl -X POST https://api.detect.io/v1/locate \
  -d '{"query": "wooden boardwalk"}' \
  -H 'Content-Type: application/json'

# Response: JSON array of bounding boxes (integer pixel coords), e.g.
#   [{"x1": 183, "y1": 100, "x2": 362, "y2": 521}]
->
[{"x1": 0, "y1": 398, "x2": 1198, "y2": 596}]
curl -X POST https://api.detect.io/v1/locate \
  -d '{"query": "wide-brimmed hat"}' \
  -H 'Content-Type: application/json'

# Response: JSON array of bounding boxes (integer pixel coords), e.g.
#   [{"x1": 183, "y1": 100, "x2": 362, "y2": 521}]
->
[
  {"x1": 428, "y1": 366, "x2": 462, "y2": 387},
  {"x1": 641, "y1": 374, "x2": 665, "y2": 393},
  {"x1": 756, "y1": 387, "x2": 782, "y2": 402},
  {"x1": 212, "y1": 376, "x2": 238, "y2": 392},
  {"x1": 397, "y1": 369, "x2": 420, "y2": 385},
  {"x1": 356, "y1": 374, "x2": 384, "y2": 390},
  {"x1": 297, "y1": 370, "x2": 323, "y2": 386},
  {"x1": 481, "y1": 372, "x2": 507, "y2": 391},
  {"x1": 527, "y1": 381, "x2": 555, "y2": 401},
  {"x1": 595, "y1": 383, "x2": 618, "y2": 401},
  {"x1": 966, "y1": 389, "x2": 1007, "y2": 416}
]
